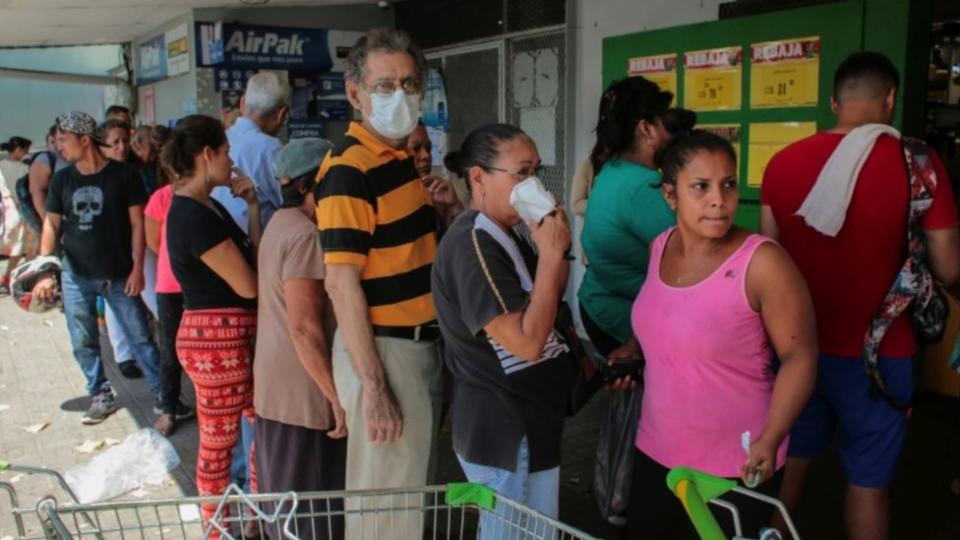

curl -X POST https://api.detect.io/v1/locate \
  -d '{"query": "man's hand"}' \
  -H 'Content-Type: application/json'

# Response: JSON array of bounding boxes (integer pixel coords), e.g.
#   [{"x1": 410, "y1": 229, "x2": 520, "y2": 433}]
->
[
  {"x1": 125, "y1": 266, "x2": 144, "y2": 296},
  {"x1": 32, "y1": 276, "x2": 58, "y2": 303},
  {"x1": 362, "y1": 385, "x2": 403, "y2": 444},
  {"x1": 327, "y1": 401, "x2": 349, "y2": 439}
]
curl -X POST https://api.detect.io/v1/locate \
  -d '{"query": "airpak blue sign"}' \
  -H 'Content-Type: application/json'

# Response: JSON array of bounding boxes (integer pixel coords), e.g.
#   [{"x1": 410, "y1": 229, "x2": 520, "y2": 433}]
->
[{"x1": 195, "y1": 23, "x2": 334, "y2": 72}]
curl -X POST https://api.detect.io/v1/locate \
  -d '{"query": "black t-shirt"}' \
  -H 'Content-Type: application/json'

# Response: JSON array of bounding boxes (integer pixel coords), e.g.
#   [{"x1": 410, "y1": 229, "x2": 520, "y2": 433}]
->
[
  {"x1": 46, "y1": 160, "x2": 148, "y2": 280},
  {"x1": 431, "y1": 209, "x2": 571, "y2": 472},
  {"x1": 167, "y1": 195, "x2": 256, "y2": 310}
]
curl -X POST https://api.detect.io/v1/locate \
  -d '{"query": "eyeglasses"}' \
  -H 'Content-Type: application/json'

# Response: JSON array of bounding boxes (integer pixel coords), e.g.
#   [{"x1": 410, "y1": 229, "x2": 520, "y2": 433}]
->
[
  {"x1": 362, "y1": 77, "x2": 422, "y2": 97},
  {"x1": 483, "y1": 165, "x2": 546, "y2": 179}
]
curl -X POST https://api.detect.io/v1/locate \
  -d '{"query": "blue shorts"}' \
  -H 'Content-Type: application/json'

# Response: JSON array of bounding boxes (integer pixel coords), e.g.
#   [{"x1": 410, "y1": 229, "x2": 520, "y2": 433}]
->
[{"x1": 788, "y1": 354, "x2": 914, "y2": 488}]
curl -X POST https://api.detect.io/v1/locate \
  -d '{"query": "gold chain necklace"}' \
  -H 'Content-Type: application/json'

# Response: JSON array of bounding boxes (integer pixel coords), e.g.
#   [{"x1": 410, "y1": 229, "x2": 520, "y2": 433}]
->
[{"x1": 669, "y1": 243, "x2": 724, "y2": 284}]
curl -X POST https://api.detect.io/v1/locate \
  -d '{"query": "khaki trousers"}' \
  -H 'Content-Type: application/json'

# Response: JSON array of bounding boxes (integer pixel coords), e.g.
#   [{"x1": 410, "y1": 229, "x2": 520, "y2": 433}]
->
[{"x1": 332, "y1": 331, "x2": 442, "y2": 540}]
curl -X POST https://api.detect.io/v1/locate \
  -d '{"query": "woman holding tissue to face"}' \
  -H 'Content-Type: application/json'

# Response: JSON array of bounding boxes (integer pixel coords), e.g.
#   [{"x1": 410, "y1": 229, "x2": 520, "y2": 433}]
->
[
  {"x1": 613, "y1": 130, "x2": 817, "y2": 538},
  {"x1": 432, "y1": 123, "x2": 572, "y2": 537}
]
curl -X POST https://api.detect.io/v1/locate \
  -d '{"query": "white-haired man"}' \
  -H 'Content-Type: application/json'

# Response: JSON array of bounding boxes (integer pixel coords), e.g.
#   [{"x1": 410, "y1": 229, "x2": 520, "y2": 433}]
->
[{"x1": 212, "y1": 71, "x2": 291, "y2": 230}]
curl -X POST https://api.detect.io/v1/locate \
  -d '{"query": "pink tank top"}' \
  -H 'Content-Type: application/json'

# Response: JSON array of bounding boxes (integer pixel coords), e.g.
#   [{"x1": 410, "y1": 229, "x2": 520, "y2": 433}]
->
[{"x1": 631, "y1": 228, "x2": 787, "y2": 477}]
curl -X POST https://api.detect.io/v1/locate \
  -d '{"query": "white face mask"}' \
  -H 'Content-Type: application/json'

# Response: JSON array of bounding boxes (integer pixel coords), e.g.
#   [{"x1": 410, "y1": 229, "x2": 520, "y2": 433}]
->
[
  {"x1": 367, "y1": 89, "x2": 421, "y2": 139},
  {"x1": 509, "y1": 176, "x2": 556, "y2": 224}
]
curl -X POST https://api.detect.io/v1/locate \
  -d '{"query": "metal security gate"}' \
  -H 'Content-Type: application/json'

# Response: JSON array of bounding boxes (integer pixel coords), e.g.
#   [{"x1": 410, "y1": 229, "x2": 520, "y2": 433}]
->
[{"x1": 426, "y1": 28, "x2": 567, "y2": 205}]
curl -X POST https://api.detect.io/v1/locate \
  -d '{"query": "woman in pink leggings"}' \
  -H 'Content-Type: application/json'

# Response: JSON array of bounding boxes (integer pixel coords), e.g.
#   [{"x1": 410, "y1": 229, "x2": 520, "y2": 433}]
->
[{"x1": 611, "y1": 130, "x2": 818, "y2": 538}]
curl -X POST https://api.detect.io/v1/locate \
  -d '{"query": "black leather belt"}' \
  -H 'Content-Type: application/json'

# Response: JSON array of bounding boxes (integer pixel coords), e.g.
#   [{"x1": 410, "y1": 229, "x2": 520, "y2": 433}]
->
[{"x1": 372, "y1": 323, "x2": 440, "y2": 342}]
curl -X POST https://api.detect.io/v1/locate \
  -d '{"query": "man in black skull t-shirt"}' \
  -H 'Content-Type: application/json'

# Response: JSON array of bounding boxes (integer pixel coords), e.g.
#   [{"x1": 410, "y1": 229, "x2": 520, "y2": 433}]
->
[{"x1": 36, "y1": 111, "x2": 163, "y2": 425}]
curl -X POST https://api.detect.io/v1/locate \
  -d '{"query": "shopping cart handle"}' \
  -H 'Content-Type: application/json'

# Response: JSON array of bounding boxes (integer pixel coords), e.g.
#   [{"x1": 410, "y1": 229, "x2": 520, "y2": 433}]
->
[
  {"x1": 445, "y1": 482, "x2": 496, "y2": 511},
  {"x1": 667, "y1": 467, "x2": 738, "y2": 540},
  {"x1": 0, "y1": 459, "x2": 8, "y2": 472}
]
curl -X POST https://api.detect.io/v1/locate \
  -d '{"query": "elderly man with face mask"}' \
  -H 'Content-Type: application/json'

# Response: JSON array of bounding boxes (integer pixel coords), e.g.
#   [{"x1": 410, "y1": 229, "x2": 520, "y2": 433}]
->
[{"x1": 314, "y1": 28, "x2": 462, "y2": 540}]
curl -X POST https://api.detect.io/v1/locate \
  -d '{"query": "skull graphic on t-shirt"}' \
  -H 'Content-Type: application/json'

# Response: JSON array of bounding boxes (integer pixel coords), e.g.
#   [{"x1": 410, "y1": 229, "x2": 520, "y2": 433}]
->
[{"x1": 72, "y1": 186, "x2": 103, "y2": 230}]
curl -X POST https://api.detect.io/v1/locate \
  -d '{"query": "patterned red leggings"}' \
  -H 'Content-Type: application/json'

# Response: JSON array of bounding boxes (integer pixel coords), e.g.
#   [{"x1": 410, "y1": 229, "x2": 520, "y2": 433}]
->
[{"x1": 177, "y1": 308, "x2": 258, "y2": 532}]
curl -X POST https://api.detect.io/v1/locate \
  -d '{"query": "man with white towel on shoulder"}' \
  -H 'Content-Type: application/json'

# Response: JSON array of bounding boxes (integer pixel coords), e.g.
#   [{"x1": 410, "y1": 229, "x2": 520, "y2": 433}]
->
[{"x1": 760, "y1": 51, "x2": 960, "y2": 540}]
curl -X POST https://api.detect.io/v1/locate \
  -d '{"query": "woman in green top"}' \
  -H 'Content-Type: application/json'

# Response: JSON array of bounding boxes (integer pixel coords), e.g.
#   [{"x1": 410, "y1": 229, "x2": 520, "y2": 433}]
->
[{"x1": 578, "y1": 77, "x2": 696, "y2": 355}]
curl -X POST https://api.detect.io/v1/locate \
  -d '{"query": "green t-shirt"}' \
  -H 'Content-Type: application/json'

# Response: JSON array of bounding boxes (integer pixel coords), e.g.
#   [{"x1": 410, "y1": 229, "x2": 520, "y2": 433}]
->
[{"x1": 577, "y1": 158, "x2": 675, "y2": 343}]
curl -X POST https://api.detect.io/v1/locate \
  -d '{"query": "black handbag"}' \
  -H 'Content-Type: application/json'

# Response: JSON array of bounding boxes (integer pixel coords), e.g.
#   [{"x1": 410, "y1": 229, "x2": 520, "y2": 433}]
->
[{"x1": 555, "y1": 301, "x2": 602, "y2": 416}]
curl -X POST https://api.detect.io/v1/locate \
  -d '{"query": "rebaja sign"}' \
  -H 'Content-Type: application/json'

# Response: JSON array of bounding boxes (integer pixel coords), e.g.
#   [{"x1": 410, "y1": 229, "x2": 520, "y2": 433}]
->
[{"x1": 195, "y1": 22, "x2": 360, "y2": 72}]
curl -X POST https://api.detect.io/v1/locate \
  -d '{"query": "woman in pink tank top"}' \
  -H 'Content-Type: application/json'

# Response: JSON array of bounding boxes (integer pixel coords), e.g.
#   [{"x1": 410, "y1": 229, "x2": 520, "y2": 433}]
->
[{"x1": 612, "y1": 130, "x2": 817, "y2": 538}]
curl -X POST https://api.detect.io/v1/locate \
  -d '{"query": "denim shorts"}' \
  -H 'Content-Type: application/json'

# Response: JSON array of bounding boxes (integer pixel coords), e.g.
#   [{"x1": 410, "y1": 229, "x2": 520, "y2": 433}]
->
[{"x1": 788, "y1": 354, "x2": 914, "y2": 488}]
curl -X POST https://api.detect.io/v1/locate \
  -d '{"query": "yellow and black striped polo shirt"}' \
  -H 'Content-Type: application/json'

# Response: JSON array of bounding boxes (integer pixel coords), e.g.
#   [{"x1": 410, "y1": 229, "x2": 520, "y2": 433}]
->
[{"x1": 315, "y1": 122, "x2": 437, "y2": 328}]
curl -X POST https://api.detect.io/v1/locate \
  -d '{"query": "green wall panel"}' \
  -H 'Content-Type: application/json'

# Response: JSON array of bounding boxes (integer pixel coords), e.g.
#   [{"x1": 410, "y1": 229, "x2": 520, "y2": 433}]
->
[{"x1": 600, "y1": 0, "x2": 928, "y2": 231}]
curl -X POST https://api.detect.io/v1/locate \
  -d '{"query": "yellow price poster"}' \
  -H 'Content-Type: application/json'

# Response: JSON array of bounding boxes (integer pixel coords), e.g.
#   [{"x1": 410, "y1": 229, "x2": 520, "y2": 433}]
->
[
  {"x1": 627, "y1": 53, "x2": 678, "y2": 100},
  {"x1": 747, "y1": 122, "x2": 817, "y2": 187},
  {"x1": 750, "y1": 36, "x2": 820, "y2": 108},
  {"x1": 684, "y1": 46, "x2": 743, "y2": 111},
  {"x1": 699, "y1": 124, "x2": 742, "y2": 162}
]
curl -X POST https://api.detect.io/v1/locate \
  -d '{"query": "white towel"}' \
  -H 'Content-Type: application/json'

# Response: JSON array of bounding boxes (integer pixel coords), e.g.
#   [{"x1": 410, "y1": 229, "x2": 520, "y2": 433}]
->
[{"x1": 795, "y1": 123, "x2": 901, "y2": 237}]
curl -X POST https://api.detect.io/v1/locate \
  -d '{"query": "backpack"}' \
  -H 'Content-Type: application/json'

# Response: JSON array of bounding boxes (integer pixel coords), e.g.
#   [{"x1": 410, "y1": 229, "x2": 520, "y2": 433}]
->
[
  {"x1": 15, "y1": 151, "x2": 56, "y2": 233},
  {"x1": 863, "y1": 137, "x2": 948, "y2": 409}
]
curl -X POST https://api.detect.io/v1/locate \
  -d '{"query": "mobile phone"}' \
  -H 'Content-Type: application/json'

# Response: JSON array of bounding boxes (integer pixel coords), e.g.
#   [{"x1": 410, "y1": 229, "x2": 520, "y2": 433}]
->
[{"x1": 601, "y1": 358, "x2": 644, "y2": 384}]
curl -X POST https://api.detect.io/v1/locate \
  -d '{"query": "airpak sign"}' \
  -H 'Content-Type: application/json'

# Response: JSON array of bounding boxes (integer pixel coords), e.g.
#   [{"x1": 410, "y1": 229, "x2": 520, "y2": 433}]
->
[
  {"x1": 226, "y1": 31, "x2": 306, "y2": 56},
  {"x1": 195, "y1": 23, "x2": 354, "y2": 72}
]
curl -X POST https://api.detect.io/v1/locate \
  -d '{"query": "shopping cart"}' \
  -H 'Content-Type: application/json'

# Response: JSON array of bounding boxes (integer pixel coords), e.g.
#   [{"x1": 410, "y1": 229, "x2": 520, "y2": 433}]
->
[
  {"x1": 2, "y1": 459, "x2": 599, "y2": 540},
  {"x1": 667, "y1": 467, "x2": 800, "y2": 540}
]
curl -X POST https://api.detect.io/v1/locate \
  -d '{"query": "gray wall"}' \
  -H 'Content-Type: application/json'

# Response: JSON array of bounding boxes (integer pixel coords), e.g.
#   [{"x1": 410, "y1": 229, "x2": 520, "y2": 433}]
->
[
  {"x1": 0, "y1": 45, "x2": 124, "y2": 149},
  {"x1": 133, "y1": 12, "x2": 198, "y2": 127},
  {"x1": 194, "y1": 4, "x2": 393, "y2": 30}
]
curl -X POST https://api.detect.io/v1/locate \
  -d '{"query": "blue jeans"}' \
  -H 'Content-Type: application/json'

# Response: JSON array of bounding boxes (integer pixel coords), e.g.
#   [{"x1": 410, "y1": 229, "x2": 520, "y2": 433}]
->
[
  {"x1": 457, "y1": 438, "x2": 559, "y2": 540},
  {"x1": 231, "y1": 414, "x2": 255, "y2": 491},
  {"x1": 61, "y1": 270, "x2": 162, "y2": 398}
]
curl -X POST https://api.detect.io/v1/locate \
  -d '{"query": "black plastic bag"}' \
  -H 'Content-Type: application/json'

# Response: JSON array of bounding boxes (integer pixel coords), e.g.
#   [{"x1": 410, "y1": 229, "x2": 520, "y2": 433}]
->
[{"x1": 594, "y1": 387, "x2": 642, "y2": 521}]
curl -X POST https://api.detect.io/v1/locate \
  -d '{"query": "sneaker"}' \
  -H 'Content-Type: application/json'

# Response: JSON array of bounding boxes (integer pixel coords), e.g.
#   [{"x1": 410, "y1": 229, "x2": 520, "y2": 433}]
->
[
  {"x1": 82, "y1": 392, "x2": 119, "y2": 425},
  {"x1": 153, "y1": 399, "x2": 195, "y2": 420},
  {"x1": 118, "y1": 361, "x2": 143, "y2": 379},
  {"x1": 153, "y1": 414, "x2": 176, "y2": 436}
]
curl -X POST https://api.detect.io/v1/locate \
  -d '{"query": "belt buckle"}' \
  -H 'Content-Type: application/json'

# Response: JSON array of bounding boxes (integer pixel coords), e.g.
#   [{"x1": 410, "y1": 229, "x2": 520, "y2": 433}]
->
[{"x1": 413, "y1": 325, "x2": 422, "y2": 342}]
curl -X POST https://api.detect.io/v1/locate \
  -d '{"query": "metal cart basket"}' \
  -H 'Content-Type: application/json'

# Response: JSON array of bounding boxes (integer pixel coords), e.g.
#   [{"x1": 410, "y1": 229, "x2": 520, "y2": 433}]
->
[{"x1": 2, "y1": 460, "x2": 599, "y2": 540}]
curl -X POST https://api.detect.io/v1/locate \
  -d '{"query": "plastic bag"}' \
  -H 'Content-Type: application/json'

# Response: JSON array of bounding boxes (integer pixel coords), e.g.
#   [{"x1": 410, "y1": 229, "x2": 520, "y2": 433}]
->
[
  {"x1": 594, "y1": 387, "x2": 642, "y2": 521},
  {"x1": 65, "y1": 428, "x2": 180, "y2": 503}
]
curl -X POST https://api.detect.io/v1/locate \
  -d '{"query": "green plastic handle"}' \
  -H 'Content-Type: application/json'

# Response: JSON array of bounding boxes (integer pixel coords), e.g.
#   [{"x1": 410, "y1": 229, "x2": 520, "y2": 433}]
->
[
  {"x1": 445, "y1": 482, "x2": 496, "y2": 511},
  {"x1": 666, "y1": 467, "x2": 738, "y2": 540},
  {"x1": 0, "y1": 459, "x2": 8, "y2": 472}
]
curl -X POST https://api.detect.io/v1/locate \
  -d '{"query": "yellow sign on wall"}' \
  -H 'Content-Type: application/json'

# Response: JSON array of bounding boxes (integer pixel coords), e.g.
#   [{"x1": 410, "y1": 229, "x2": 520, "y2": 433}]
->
[
  {"x1": 747, "y1": 122, "x2": 817, "y2": 187},
  {"x1": 627, "y1": 53, "x2": 678, "y2": 100},
  {"x1": 750, "y1": 37, "x2": 820, "y2": 108},
  {"x1": 698, "y1": 124, "x2": 742, "y2": 163},
  {"x1": 684, "y1": 46, "x2": 743, "y2": 111}
]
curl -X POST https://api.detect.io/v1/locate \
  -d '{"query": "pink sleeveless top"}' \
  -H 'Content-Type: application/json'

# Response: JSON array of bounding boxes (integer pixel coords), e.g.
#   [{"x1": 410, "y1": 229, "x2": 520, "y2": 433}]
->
[{"x1": 631, "y1": 228, "x2": 787, "y2": 477}]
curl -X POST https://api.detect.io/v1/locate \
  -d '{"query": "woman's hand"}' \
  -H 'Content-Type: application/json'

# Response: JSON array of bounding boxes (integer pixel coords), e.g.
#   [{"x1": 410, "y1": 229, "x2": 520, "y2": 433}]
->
[
  {"x1": 230, "y1": 168, "x2": 258, "y2": 205},
  {"x1": 529, "y1": 208, "x2": 570, "y2": 259},
  {"x1": 741, "y1": 433, "x2": 779, "y2": 486},
  {"x1": 424, "y1": 176, "x2": 459, "y2": 208},
  {"x1": 606, "y1": 338, "x2": 642, "y2": 391}
]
